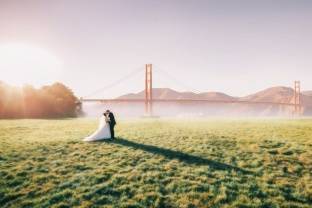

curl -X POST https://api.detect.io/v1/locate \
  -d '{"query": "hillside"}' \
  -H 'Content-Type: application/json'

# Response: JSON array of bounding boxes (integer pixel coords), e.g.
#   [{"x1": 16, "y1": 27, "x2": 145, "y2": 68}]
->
[
  {"x1": 117, "y1": 86, "x2": 312, "y2": 106},
  {"x1": 112, "y1": 87, "x2": 312, "y2": 116},
  {"x1": 239, "y1": 87, "x2": 293, "y2": 103},
  {"x1": 117, "y1": 88, "x2": 236, "y2": 100},
  {"x1": 303, "y1": 90, "x2": 312, "y2": 97}
]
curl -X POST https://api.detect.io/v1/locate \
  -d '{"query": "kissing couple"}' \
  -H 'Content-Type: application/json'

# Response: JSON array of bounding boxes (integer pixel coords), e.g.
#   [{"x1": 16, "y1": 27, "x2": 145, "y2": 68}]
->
[{"x1": 83, "y1": 110, "x2": 116, "y2": 142}]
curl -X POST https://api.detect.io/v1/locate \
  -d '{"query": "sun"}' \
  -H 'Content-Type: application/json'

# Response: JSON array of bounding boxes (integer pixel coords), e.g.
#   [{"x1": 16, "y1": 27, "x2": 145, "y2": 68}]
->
[{"x1": 0, "y1": 43, "x2": 63, "y2": 87}]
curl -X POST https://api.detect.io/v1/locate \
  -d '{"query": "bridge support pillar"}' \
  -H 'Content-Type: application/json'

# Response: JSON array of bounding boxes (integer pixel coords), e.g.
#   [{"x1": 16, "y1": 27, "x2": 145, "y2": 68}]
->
[
  {"x1": 294, "y1": 81, "x2": 302, "y2": 116},
  {"x1": 145, "y1": 64, "x2": 153, "y2": 116}
]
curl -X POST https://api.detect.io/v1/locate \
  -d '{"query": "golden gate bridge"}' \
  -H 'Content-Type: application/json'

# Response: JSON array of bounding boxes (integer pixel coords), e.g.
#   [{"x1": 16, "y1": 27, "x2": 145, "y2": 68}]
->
[{"x1": 80, "y1": 64, "x2": 302, "y2": 116}]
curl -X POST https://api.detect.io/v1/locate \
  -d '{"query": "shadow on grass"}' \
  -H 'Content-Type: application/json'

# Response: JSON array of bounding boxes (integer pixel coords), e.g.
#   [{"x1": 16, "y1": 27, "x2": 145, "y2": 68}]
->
[{"x1": 105, "y1": 138, "x2": 253, "y2": 175}]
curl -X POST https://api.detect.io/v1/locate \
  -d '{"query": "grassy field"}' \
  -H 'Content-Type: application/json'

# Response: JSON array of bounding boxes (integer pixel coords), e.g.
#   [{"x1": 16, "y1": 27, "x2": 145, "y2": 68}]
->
[{"x1": 0, "y1": 118, "x2": 311, "y2": 208}]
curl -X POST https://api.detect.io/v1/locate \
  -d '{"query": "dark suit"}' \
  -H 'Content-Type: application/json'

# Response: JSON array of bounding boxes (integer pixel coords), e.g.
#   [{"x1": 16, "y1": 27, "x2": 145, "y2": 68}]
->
[{"x1": 108, "y1": 112, "x2": 116, "y2": 139}]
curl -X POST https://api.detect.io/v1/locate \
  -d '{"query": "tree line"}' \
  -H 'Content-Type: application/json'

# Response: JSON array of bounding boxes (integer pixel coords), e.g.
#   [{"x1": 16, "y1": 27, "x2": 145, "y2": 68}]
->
[{"x1": 0, "y1": 82, "x2": 82, "y2": 118}]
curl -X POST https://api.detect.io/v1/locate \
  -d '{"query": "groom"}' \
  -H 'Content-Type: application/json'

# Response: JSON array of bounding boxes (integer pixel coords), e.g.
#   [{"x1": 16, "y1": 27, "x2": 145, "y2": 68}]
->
[{"x1": 106, "y1": 110, "x2": 116, "y2": 139}]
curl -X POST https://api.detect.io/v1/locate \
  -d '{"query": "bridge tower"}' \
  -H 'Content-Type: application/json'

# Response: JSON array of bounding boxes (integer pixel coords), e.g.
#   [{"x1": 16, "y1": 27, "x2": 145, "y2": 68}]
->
[
  {"x1": 145, "y1": 64, "x2": 153, "y2": 116},
  {"x1": 294, "y1": 81, "x2": 302, "y2": 116}
]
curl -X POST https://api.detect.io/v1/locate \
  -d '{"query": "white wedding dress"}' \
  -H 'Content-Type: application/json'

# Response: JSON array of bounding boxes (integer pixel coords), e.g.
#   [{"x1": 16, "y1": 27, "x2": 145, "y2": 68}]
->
[{"x1": 84, "y1": 115, "x2": 111, "y2": 141}]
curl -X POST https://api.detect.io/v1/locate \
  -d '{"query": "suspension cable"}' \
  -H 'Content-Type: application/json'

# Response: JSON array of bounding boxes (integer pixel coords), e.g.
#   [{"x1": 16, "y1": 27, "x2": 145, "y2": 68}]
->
[
  {"x1": 83, "y1": 65, "x2": 144, "y2": 98},
  {"x1": 153, "y1": 64, "x2": 200, "y2": 93}
]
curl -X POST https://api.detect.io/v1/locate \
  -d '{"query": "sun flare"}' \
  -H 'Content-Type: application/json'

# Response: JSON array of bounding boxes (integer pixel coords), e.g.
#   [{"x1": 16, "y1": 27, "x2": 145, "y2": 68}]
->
[{"x1": 0, "y1": 43, "x2": 63, "y2": 87}]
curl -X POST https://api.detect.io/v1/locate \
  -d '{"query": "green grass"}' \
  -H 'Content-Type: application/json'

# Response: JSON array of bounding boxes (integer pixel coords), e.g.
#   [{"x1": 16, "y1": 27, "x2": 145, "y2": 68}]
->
[{"x1": 0, "y1": 118, "x2": 312, "y2": 208}]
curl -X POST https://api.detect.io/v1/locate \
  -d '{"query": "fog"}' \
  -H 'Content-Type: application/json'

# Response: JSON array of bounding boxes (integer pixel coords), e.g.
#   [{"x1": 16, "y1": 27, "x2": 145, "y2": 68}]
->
[{"x1": 82, "y1": 102, "x2": 295, "y2": 118}]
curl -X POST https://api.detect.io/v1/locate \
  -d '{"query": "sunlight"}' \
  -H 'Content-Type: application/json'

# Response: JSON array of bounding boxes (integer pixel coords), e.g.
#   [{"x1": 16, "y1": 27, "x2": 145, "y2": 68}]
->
[{"x1": 0, "y1": 43, "x2": 63, "y2": 87}]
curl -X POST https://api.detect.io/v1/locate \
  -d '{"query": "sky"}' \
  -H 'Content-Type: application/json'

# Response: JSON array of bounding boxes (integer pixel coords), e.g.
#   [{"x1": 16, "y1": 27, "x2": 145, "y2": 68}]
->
[{"x1": 0, "y1": 0, "x2": 312, "y2": 98}]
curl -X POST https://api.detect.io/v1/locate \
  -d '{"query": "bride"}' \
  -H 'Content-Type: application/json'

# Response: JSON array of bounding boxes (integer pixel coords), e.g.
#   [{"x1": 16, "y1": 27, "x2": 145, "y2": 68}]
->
[{"x1": 84, "y1": 112, "x2": 111, "y2": 141}]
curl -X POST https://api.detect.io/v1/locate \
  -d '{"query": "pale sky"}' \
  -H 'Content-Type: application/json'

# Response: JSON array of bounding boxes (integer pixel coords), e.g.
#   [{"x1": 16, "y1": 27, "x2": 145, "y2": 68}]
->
[{"x1": 0, "y1": 0, "x2": 312, "y2": 98}]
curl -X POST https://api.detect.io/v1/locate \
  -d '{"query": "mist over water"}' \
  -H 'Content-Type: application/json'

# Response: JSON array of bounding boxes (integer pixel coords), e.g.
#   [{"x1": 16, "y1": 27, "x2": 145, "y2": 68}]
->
[{"x1": 82, "y1": 102, "x2": 295, "y2": 118}]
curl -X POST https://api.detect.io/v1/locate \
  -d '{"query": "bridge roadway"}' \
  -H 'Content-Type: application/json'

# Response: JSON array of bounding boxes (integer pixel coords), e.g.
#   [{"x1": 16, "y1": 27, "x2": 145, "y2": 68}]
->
[{"x1": 80, "y1": 98, "x2": 296, "y2": 106}]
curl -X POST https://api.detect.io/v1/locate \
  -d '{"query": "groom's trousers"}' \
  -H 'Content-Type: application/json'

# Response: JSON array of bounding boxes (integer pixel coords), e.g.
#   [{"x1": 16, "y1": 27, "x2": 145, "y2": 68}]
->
[{"x1": 110, "y1": 124, "x2": 115, "y2": 139}]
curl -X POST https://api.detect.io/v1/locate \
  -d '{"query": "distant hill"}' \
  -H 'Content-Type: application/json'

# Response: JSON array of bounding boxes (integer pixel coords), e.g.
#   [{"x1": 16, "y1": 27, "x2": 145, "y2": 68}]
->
[
  {"x1": 117, "y1": 88, "x2": 236, "y2": 100},
  {"x1": 198, "y1": 92, "x2": 237, "y2": 101},
  {"x1": 118, "y1": 86, "x2": 312, "y2": 104},
  {"x1": 114, "y1": 87, "x2": 312, "y2": 116},
  {"x1": 303, "y1": 91, "x2": 312, "y2": 97},
  {"x1": 239, "y1": 87, "x2": 294, "y2": 103},
  {"x1": 118, "y1": 88, "x2": 195, "y2": 99}
]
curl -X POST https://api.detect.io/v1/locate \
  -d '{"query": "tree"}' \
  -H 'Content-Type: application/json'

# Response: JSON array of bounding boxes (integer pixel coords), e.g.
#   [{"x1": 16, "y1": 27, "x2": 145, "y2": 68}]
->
[{"x1": 0, "y1": 81, "x2": 81, "y2": 118}]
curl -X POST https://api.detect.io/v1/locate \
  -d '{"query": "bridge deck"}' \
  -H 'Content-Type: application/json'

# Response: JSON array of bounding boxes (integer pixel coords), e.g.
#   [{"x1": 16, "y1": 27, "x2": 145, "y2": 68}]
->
[{"x1": 80, "y1": 99, "x2": 296, "y2": 106}]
